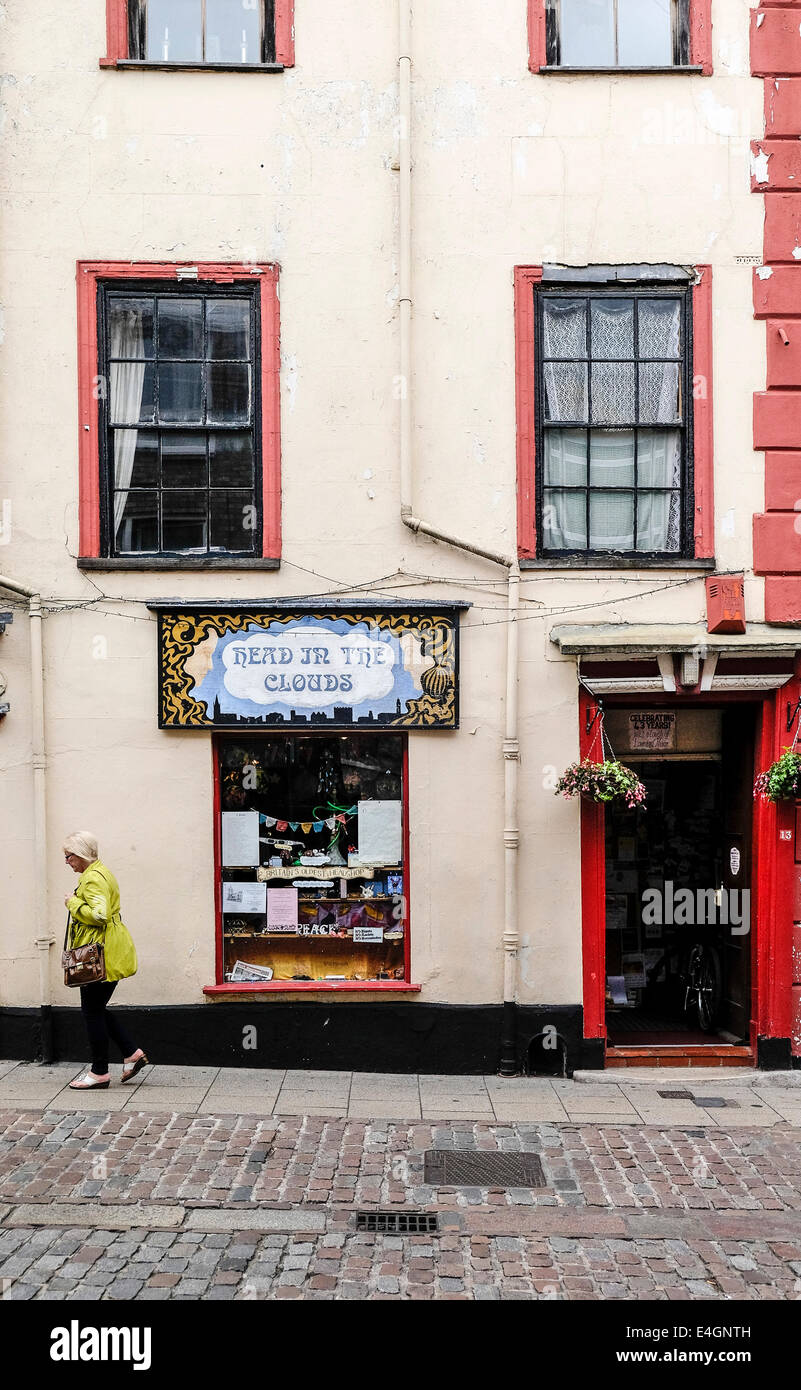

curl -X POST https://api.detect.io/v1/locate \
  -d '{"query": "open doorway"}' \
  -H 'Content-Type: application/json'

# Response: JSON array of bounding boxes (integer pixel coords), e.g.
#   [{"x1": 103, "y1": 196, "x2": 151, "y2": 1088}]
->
[{"x1": 603, "y1": 706, "x2": 754, "y2": 1048}]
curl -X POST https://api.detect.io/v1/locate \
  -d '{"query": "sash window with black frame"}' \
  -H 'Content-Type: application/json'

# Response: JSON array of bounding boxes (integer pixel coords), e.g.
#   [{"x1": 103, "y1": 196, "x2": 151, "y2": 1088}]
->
[
  {"x1": 128, "y1": 0, "x2": 277, "y2": 66},
  {"x1": 98, "y1": 282, "x2": 261, "y2": 558},
  {"x1": 536, "y1": 283, "x2": 693, "y2": 559},
  {"x1": 546, "y1": 0, "x2": 691, "y2": 69}
]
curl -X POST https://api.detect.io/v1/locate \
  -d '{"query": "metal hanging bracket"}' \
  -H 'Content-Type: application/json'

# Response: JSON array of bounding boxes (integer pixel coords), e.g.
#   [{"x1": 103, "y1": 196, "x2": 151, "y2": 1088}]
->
[
  {"x1": 787, "y1": 698, "x2": 801, "y2": 735},
  {"x1": 586, "y1": 699, "x2": 604, "y2": 736}
]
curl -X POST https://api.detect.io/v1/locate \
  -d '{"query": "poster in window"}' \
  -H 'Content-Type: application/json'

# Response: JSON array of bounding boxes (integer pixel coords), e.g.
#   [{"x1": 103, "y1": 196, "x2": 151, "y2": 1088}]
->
[
  {"x1": 222, "y1": 881, "x2": 266, "y2": 914},
  {"x1": 222, "y1": 812, "x2": 260, "y2": 867},
  {"x1": 357, "y1": 801, "x2": 402, "y2": 865}
]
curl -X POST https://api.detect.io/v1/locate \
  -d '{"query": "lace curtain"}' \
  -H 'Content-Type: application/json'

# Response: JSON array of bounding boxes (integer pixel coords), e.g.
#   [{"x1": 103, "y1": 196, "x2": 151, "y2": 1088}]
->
[
  {"x1": 542, "y1": 296, "x2": 682, "y2": 552},
  {"x1": 544, "y1": 429, "x2": 682, "y2": 553},
  {"x1": 109, "y1": 308, "x2": 147, "y2": 551}
]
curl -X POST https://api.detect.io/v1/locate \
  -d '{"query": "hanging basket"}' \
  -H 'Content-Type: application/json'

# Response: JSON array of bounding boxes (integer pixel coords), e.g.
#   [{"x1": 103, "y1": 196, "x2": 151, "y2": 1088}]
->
[
  {"x1": 754, "y1": 748, "x2": 801, "y2": 804},
  {"x1": 555, "y1": 759, "x2": 647, "y2": 810}
]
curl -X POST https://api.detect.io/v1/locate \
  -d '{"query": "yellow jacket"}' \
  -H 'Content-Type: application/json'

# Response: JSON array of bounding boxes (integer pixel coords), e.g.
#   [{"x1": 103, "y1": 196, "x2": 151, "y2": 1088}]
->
[{"x1": 66, "y1": 860, "x2": 138, "y2": 983}]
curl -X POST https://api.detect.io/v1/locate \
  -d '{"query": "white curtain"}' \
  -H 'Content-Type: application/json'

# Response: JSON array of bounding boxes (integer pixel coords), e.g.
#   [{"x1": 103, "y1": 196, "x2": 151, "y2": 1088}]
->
[
  {"x1": 543, "y1": 296, "x2": 682, "y2": 552},
  {"x1": 545, "y1": 428, "x2": 681, "y2": 552},
  {"x1": 636, "y1": 429, "x2": 682, "y2": 552},
  {"x1": 110, "y1": 310, "x2": 147, "y2": 549}
]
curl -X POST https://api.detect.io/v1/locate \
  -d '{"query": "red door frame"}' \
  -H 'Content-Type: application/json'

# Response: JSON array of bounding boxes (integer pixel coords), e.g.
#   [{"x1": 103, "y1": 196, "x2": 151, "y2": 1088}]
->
[{"x1": 578, "y1": 680, "x2": 798, "y2": 1054}]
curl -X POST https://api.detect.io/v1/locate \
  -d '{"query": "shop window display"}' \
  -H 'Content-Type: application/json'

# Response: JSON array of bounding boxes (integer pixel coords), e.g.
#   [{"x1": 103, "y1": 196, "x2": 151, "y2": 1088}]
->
[{"x1": 217, "y1": 734, "x2": 407, "y2": 984}]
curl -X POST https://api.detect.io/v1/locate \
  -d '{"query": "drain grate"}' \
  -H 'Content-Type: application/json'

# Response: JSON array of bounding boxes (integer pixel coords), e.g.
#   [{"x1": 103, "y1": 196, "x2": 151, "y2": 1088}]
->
[
  {"x1": 423, "y1": 1149, "x2": 546, "y2": 1188},
  {"x1": 658, "y1": 1090, "x2": 693, "y2": 1100},
  {"x1": 356, "y1": 1211, "x2": 439, "y2": 1234}
]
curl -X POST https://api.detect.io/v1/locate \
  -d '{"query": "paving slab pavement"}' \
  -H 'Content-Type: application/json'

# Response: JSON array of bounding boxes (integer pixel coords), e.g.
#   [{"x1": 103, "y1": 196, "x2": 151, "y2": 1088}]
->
[{"x1": 3, "y1": 1061, "x2": 801, "y2": 1123}]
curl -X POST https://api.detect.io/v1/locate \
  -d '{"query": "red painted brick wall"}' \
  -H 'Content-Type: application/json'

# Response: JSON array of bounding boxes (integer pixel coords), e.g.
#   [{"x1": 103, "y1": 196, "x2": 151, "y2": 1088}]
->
[{"x1": 753, "y1": 7, "x2": 801, "y2": 623}]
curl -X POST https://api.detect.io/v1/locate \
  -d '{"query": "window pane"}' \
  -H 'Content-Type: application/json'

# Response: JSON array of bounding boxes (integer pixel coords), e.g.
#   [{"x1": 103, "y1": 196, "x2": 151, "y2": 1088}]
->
[
  {"x1": 590, "y1": 492, "x2": 635, "y2": 551},
  {"x1": 158, "y1": 362, "x2": 203, "y2": 422},
  {"x1": 638, "y1": 298, "x2": 681, "y2": 358},
  {"x1": 209, "y1": 431, "x2": 254, "y2": 486},
  {"x1": 108, "y1": 299, "x2": 154, "y2": 358},
  {"x1": 545, "y1": 429, "x2": 587, "y2": 486},
  {"x1": 207, "y1": 363, "x2": 251, "y2": 423},
  {"x1": 114, "y1": 490, "x2": 159, "y2": 553},
  {"x1": 158, "y1": 298, "x2": 203, "y2": 358},
  {"x1": 560, "y1": 0, "x2": 615, "y2": 66},
  {"x1": 589, "y1": 431, "x2": 635, "y2": 488},
  {"x1": 618, "y1": 0, "x2": 674, "y2": 67},
  {"x1": 110, "y1": 361, "x2": 154, "y2": 424},
  {"x1": 162, "y1": 490, "x2": 208, "y2": 550},
  {"x1": 637, "y1": 429, "x2": 682, "y2": 486},
  {"x1": 542, "y1": 298, "x2": 586, "y2": 359},
  {"x1": 637, "y1": 491, "x2": 682, "y2": 552},
  {"x1": 543, "y1": 490, "x2": 587, "y2": 550},
  {"x1": 639, "y1": 363, "x2": 680, "y2": 423},
  {"x1": 162, "y1": 431, "x2": 207, "y2": 488},
  {"x1": 115, "y1": 429, "x2": 159, "y2": 489},
  {"x1": 544, "y1": 363, "x2": 588, "y2": 423},
  {"x1": 210, "y1": 491, "x2": 256, "y2": 550},
  {"x1": 207, "y1": 299, "x2": 251, "y2": 359},
  {"x1": 206, "y1": 0, "x2": 262, "y2": 63},
  {"x1": 591, "y1": 363, "x2": 635, "y2": 424},
  {"x1": 146, "y1": 0, "x2": 203, "y2": 61},
  {"x1": 591, "y1": 299, "x2": 634, "y2": 360}
]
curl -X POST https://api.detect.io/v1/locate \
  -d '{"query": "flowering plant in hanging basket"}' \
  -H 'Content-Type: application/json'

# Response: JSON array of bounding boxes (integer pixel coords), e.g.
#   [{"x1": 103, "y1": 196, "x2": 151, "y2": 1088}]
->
[
  {"x1": 554, "y1": 759, "x2": 647, "y2": 810},
  {"x1": 753, "y1": 747, "x2": 801, "y2": 803}
]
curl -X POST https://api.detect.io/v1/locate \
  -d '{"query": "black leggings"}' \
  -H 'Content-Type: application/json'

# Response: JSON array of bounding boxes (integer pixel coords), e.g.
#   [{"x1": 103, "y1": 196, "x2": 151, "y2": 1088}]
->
[{"x1": 79, "y1": 981, "x2": 137, "y2": 1075}]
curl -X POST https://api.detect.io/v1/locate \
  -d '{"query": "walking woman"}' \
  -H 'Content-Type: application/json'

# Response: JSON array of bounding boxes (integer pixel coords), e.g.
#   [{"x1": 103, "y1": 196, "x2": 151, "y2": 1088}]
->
[{"x1": 63, "y1": 832, "x2": 148, "y2": 1090}]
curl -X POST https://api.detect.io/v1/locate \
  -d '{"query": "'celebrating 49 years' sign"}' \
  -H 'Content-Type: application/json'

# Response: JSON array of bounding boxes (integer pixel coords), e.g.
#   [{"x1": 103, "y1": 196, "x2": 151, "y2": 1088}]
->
[{"x1": 154, "y1": 609, "x2": 462, "y2": 730}]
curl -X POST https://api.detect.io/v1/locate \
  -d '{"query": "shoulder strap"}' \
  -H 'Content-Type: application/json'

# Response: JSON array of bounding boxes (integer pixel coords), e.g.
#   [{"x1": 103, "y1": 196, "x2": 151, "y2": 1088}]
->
[{"x1": 64, "y1": 910, "x2": 72, "y2": 952}]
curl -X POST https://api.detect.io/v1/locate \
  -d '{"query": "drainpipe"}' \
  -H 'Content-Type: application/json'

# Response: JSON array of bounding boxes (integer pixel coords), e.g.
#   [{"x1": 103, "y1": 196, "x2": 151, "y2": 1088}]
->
[
  {"x1": 0, "y1": 575, "x2": 52, "y2": 1063},
  {"x1": 397, "y1": 3, "x2": 522, "y2": 1074}
]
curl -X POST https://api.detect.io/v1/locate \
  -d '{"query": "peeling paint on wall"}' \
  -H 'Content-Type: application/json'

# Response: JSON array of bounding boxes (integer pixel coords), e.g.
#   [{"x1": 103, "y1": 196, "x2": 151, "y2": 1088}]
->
[{"x1": 751, "y1": 147, "x2": 771, "y2": 184}]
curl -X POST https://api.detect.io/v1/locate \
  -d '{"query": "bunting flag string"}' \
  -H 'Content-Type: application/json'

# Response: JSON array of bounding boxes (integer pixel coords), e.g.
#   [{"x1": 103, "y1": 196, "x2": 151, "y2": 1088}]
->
[{"x1": 258, "y1": 807, "x2": 357, "y2": 835}]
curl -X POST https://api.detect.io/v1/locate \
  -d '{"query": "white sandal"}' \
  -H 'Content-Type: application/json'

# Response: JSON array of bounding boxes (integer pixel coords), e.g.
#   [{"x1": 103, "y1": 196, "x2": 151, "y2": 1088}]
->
[{"x1": 69, "y1": 1073, "x2": 110, "y2": 1090}]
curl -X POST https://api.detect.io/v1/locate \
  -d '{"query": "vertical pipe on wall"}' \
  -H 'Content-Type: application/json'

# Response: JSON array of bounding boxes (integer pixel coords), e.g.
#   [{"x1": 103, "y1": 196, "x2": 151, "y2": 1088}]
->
[
  {"x1": 397, "y1": 4, "x2": 522, "y2": 1072},
  {"x1": 499, "y1": 562, "x2": 521, "y2": 1076},
  {"x1": 0, "y1": 576, "x2": 52, "y2": 1061}
]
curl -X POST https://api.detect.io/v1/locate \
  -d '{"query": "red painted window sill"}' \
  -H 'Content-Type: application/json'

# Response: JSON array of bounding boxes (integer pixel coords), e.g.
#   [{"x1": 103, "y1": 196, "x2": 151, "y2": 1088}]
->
[{"x1": 203, "y1": 981, "x2": 421, "y2": 996}]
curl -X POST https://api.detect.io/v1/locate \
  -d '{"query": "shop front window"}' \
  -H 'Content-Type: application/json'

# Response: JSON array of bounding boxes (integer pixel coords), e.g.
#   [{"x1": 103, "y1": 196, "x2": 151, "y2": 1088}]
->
[{"x1": 217, "y1": 733, "x2": 408, "y2": 986}]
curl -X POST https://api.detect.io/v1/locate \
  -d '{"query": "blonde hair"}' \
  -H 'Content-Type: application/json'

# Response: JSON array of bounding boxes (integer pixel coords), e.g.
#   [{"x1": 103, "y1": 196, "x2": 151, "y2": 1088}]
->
[{"x1": 63, "y1": 832, "x2": 99, "y2": 864}]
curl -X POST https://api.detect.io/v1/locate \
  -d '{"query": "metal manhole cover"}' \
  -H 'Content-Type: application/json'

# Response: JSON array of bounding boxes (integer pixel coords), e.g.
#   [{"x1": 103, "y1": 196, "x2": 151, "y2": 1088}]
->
[
  {"x1": 424, "y1": 1150, "x2": 546, "y2": 1188},
  {"x1": 693, "y1": 1097, "x2": 738, "y2": 1108},
  {"x1": 356, "y1": 1211, "x2": 439, "y2": 1234},
  {"x1": 658, "y1": 1090, "x2": 693, "y2": 1100}
]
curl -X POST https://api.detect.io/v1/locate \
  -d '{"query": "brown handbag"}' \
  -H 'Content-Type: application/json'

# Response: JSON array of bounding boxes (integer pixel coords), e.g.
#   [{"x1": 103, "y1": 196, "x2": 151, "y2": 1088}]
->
[{"x1": 62, "y1": 911, "x2": 106, "y2": 987}]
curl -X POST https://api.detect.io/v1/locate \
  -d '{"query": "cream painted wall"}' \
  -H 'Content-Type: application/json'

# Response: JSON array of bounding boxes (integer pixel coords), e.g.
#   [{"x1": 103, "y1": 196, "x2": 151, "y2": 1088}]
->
[{"x1": 0, "y1": 0, "x2": 766, "y2": 1010}]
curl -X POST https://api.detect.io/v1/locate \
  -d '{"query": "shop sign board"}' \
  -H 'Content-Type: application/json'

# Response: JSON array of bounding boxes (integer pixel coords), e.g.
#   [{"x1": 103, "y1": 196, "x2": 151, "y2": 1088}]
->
[
  {"x1": 155, "y1": 608, "x2": 461, "y2": 730},
  {"x1": 627, "y1": 712, "x2": 677, "y2": 751}
]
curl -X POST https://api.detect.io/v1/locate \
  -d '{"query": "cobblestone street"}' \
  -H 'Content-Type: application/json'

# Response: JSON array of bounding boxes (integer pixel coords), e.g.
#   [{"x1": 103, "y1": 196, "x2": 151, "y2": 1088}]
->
[{"x1": 2, "y1": 1065, "x2": 801, "y2": 1301}]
